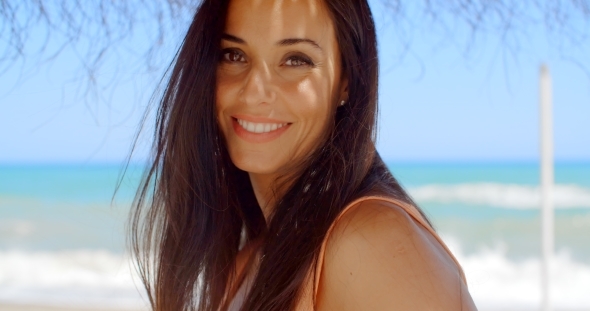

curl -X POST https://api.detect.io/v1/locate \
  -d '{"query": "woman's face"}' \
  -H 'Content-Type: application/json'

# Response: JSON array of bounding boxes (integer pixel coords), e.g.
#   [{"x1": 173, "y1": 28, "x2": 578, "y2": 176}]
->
[{"x1": 216, "y1": 0, "x2": 346, "y2": 178}]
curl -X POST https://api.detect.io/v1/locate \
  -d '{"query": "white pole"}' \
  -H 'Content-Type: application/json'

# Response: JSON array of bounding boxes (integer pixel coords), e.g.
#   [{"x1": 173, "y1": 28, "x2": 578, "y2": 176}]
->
[{"x1": 540, "y1": 64, "x2": 554, "y2": 311}]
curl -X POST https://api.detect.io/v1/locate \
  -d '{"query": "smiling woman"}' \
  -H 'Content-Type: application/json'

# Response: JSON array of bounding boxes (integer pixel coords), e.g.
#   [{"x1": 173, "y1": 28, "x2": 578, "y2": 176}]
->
[
  {"x1": 129, "y1": 0, "x2": 477, "y2": 310},
  {"x1": 216, "y1": 0, "x2": 345, "y2": 217}
]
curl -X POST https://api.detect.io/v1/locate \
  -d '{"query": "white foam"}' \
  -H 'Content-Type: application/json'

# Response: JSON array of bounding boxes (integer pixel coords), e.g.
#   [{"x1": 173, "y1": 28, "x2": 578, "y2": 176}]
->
[
  {"x1": 0, "y1": 249, "x2": 148, "y2": 309},
  {"x1": 409, "y1": 183, "x2": 590, "y2": 209},
  {"x1": 442, "y1": 235, "x2": 590, "y2": 310},
  {"x1": 2, "y1": 245, "x2": 589, "y2": 310}
]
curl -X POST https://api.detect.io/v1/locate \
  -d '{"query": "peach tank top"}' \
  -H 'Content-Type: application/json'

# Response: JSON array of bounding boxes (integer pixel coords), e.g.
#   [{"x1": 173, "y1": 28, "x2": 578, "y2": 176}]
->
[{"x1": 225, "y1": 196, "x2": 467, "y2": 311}]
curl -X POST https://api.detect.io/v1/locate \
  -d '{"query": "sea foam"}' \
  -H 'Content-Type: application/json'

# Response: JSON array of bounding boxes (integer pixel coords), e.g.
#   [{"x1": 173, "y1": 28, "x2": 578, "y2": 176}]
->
[
  {"x1": 409, "y1": 183, "x2": 590, "y2": 209},
  {"x1": 0, "y1": 249, "x2": 147, "y2": 309},
  {"x1": 1, "y1": 243, "x2": 589, "y2": 310},
  {"x1": 443, "y1": 235, "x2": 590, "y2": 310}
]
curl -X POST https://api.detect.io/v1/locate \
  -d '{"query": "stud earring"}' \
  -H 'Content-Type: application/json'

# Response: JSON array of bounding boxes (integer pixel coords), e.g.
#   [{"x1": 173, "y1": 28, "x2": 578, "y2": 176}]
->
[{"x1": 340, "y1": 100, "x2": 346, "y2": 106}]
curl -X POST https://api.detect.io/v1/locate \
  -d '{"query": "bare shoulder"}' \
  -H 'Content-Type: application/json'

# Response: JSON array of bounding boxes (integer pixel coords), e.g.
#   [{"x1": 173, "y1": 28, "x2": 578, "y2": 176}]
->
[{"x1": 316, "y1": 198, "x2": 477, "y2": 311}]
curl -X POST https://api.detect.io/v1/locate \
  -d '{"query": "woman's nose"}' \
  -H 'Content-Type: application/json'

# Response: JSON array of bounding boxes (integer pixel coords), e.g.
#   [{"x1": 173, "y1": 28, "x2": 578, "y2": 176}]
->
[{"x1": 239, "y1": 63, "x2": 276, "y2": 106}]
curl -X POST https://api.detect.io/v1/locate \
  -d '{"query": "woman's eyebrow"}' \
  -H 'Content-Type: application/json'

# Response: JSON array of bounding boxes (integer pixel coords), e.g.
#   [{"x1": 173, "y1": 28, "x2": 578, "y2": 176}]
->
[
  {"x1": 221, "y1": 33, "x2": 322, "y2": 52},
  {"x1": 277, "y1": 38, "x2": 323, "y2": 51},
  {"x1": 222, "y1": 33, "x2": 246, "y2": 44}
]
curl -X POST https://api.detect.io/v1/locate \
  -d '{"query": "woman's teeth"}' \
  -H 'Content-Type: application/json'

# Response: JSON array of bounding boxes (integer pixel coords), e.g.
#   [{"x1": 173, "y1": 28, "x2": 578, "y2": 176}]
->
[{"x1": 237, "y1": 119, "x2": 288, "y2": 133}]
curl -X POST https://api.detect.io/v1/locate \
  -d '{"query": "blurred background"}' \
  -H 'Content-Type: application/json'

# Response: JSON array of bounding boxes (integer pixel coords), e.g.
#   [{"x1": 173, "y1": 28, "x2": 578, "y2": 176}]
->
[{"x1": 0, "y1": 0, "x2": 589, "y2": 310}]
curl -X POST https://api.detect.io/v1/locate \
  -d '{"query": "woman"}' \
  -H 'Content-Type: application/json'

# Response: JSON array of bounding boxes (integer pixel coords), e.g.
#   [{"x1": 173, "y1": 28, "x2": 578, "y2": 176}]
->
[{"x1": 130, "y1": 0, "x2": 477, "y2": 310}]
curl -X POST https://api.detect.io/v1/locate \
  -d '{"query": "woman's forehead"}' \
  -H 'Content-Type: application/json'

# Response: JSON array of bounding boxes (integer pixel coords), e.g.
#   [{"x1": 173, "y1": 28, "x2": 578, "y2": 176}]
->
[{"x1": 225, "y1": 0, "x2": 335, "y2": 47}]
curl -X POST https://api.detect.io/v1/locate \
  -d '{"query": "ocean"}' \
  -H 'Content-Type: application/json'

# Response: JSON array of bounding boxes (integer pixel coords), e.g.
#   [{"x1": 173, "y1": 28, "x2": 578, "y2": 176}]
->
[{"x1": 0, "y1": 163, "x2": 589, "y2": 310}]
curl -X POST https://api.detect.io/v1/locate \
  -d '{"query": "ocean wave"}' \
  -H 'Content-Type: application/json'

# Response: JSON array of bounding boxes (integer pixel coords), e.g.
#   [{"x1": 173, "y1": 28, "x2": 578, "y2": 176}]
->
[
  {"x1": 442, "y1": 235, "x2": 590, "y2": 310},
  {"x1": 0, "y1": 249, "x2": 146, "y2": 309},
  {"x1": 408, "y1": 183, "x2": 590, "y2": 209},
  {"x1": 1, "y1": 245, "x2": 589, "y2": 310}
]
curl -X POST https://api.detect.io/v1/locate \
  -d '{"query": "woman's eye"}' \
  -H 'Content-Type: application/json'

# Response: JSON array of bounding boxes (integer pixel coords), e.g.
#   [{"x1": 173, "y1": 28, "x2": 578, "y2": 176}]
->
[
  {"x1": 221, "y1": 49, "x2": 245, "y2": 63},
  {"x1": 285, "y1": 56, "x2": 313, "y2": 67}
]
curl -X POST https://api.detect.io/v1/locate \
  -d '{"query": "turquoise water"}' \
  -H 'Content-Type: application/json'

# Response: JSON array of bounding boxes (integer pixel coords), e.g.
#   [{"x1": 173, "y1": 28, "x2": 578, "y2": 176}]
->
[
  {"x1": 0, "y1": 164, "x2": 144, "y2": 253},
  {"x1": 1, "y1": 162, "x2": 588, "y2": 258},
  {"x1": 0, "y1": 162, "x2": 589, "y2": 308},
  {"x1": 390, "y1": 162, "x2": 590, "y2": 187},
  {"x1": 389, "y1": 162, "x2": 590, "y2": 261},
  {"x1": 0, "y1": 164, "x2": 142, "y2": 204}
]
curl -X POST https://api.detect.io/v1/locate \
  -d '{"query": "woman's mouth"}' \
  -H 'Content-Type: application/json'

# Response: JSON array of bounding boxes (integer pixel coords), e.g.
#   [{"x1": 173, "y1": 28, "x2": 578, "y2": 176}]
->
[
  {"x1": 236, "y1": 118, "x2": 289, "y2": 133},
  {"x1": 231, "y1": 117, "x2": 291, "y2": 143}
]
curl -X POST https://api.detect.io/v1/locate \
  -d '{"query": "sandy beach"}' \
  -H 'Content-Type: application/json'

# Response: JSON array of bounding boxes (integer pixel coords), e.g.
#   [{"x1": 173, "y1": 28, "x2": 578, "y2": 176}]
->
[
  {"x1": 1, "y1": 304, "x2": 589, "y2": 311},
  {"x1": 0, "y1": 304, "x2": 146, "y2": 311}
]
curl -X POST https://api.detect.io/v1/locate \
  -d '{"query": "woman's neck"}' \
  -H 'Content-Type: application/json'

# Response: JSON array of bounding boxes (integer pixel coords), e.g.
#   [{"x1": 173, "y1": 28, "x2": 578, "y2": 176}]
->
[
  {"x1": 248, "y1": 173, "x2": 278, "y2": 223},
  {"x1": 249, "y1": 172, "x2": 294, "y2": 223}
]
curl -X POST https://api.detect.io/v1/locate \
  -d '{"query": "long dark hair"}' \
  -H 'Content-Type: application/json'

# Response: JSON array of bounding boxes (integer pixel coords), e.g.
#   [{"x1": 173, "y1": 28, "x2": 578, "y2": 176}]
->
[{"x1": 130, "y1": 0, "x2": 424, "y2": 310}]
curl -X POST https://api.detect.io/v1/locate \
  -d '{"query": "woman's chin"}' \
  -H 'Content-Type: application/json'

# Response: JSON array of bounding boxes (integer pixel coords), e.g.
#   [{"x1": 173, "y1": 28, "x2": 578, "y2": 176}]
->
[{"x1": 232, "y1": 157, "x2": 282, "y2": 177}]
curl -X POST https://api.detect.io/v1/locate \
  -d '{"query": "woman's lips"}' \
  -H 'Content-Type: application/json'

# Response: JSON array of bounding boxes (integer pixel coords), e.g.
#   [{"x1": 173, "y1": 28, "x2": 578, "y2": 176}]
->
[
  {"x1": 231, "y1": 117, "x2": 291, "y2": 143},
  {"x1": 237, "y1": 118, "x2": 288, "y2": 133}
]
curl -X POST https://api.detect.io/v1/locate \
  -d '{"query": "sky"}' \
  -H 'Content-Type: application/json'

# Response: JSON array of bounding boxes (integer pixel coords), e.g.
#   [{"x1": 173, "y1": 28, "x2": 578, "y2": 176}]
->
[{"x1": 0, "y1": 1, "x2": 589, "y2": 164}]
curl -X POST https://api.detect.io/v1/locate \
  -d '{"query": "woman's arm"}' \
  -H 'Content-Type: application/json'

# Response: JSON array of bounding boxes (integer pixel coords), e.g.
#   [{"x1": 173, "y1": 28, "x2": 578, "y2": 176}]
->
[{"x1": 316, "y1": 200, "x2": 477, "y2": 310}]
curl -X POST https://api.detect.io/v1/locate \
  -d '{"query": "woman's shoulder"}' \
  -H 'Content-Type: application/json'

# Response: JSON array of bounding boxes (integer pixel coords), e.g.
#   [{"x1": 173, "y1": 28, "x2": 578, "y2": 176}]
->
[{"x1": 314, "y1": 196, "x2": 477, "y2": 310}]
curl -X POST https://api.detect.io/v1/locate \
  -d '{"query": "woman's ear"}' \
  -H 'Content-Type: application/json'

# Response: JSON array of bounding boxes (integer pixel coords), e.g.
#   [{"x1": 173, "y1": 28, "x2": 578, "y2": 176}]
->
[{"x1": 339, "y1": 78, "x2": 349, "y2": 103}]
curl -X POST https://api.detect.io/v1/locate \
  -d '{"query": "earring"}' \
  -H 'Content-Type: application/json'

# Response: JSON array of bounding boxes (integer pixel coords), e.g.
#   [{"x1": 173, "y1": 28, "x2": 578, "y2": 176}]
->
[{"x1": 340, "y1": 100, "x2": 346, "y2": 106}]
